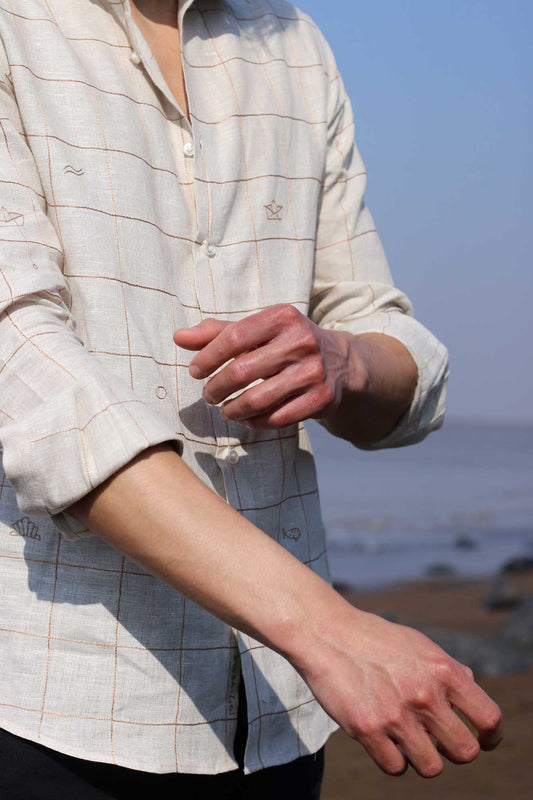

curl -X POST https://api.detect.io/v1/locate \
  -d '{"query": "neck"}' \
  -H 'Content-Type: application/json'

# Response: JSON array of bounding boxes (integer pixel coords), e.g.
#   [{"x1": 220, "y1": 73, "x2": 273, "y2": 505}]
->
[{"x1": 129, "y1": 1, "x2": 180, "y2": 26}]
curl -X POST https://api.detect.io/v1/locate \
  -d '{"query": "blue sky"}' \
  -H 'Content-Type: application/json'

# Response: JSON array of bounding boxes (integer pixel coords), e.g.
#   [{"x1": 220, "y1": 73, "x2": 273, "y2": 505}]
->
[{"x1": 301, "y1": 0, "x2": 532, "y2": 423}]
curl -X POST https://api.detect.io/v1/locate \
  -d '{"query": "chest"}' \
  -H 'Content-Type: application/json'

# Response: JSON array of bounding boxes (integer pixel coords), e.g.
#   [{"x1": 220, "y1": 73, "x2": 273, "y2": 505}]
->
[
  {"x1": 3, "y1": 0, "x2": 329, "y2": 286},
  {"x1": 129, "y1": 2, "x2": 190, "y2": 123}
]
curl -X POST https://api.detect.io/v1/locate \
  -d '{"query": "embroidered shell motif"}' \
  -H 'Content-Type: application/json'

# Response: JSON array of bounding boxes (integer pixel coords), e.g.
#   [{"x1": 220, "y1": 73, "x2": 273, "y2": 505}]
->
[{"x1": 9, "y1": 516, "x2": 41, "y2": 540}]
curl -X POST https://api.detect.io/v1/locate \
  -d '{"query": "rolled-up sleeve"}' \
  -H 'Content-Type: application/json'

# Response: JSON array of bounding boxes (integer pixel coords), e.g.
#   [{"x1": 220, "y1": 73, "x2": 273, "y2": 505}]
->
[
  {"x1": 309, "y1": 32, "x2": 449, "y2": 450},
  {"x1": 0, "y1": 44, "x2": 182, "y2": 541}
]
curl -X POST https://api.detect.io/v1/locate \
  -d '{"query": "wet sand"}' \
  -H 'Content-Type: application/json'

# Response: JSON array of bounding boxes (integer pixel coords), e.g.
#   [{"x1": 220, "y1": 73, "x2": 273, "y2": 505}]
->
[{"x1": 322, "y1": 573, "x2": 533, "y2": 799}]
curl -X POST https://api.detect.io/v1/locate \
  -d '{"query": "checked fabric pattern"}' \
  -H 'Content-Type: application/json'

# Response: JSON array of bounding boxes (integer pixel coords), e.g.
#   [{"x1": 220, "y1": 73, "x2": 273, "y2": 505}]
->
[{"x1": 0, "y1": 0, "x2": 448, "y2": 776}]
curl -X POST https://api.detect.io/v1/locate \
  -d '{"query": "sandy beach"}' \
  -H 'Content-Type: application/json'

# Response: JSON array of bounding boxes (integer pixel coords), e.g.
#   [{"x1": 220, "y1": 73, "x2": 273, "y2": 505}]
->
[{"x1": 322, "y1": 573, "x2": 533, "y2": 799}]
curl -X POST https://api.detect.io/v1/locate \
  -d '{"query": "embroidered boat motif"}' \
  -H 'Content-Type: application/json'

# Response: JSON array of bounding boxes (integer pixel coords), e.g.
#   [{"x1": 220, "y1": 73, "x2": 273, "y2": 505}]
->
[
  {"x1": 0, "y1": 206, "x2": 24, "y2": 226},
  {"x1": 264, "y1": 200, "x2": 283, "y2": 221}
]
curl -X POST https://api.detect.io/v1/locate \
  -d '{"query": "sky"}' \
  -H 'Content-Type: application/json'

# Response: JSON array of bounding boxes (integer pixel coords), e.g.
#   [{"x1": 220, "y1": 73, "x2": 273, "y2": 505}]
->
[{"x1": 301, "y1": 0, "x2": 532, "y2": 423}]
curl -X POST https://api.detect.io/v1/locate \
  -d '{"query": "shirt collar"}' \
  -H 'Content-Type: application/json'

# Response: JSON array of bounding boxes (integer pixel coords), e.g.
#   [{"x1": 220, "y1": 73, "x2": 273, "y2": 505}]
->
[{"x1": 104, "y1": 1, "x2": 197, "y2": 39}]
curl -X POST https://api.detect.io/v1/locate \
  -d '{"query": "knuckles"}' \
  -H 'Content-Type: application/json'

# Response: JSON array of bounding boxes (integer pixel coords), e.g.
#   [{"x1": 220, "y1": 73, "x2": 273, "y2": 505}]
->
[
  {"x1": 481, "y1": 705, "x2": 503, "y2": 733},
  {"x1": 227, "y1": 357, "x2": 250, "y2": 385},
  {"x1": 305, "y1": 358, "x2": 326, "y2": 384},
  {"x1": 407, "y1": 687, "x2": 435, "y2": 711},
  {"x1": 298, "y1": 329, "x2": 319, "y2": 354},
  {"x1": 273, "y1": 303, "x2": 302, "y2": 326},
  {"x1": 241, "y1": 392, "x2": 264, "y2": 415},
  {"x1": 225, "y1": 324, "x2": 248, "y2": 350},
  {"x1": 454, "y1": 740, "x2": 481, "y2": 763},
  {"x1": 430, "y1": 658, "x2": 455, "y2": 686}
]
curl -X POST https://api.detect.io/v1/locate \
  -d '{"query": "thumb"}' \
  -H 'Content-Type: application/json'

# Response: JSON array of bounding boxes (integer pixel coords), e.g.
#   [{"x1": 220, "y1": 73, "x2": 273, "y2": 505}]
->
[{"x1": 173, "y1": 318, "x2": 229, "y2": 350}]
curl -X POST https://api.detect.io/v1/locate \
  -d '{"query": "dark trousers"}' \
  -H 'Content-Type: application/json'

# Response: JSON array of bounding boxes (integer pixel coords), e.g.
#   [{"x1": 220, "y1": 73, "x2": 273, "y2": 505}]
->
[{"x1": 0, "y1": 675, "x2": 325, "y2": 799}]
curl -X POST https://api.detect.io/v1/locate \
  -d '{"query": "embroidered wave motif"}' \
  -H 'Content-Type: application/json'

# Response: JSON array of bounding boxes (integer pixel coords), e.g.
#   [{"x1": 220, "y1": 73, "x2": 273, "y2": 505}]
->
[{"x1": 63, "y1": 164, "x2": 84, "y2": 176}]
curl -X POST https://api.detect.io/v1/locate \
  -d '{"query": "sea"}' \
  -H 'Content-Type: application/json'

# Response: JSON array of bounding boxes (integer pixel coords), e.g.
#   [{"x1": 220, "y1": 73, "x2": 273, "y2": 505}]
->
[{"x1": 306, "y1": 418, "x2": 533, "y2": 590}]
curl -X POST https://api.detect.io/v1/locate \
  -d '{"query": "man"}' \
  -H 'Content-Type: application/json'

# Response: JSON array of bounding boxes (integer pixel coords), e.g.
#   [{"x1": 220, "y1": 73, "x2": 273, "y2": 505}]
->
[{"x1": 0, "y1": 0, "x2": 502, "y2": 797}]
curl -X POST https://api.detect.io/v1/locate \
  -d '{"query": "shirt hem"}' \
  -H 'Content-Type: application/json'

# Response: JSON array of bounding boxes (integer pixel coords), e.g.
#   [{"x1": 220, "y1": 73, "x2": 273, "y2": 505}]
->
[
  {"x1": 0, "y1": 719, "x2": 240, "y2": 775},
  {"x1": 242, "y1": 717, "x2": 339, "y2": 775}
]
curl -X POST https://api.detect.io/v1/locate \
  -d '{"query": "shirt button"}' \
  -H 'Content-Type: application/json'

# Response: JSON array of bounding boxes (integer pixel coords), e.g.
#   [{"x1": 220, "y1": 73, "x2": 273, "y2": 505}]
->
[
  {"x1": 205, "y1": 242, "x2": 217, "y2": 258},
  {"x1": 225, "y1": 449, "x2": 240, "y2": 465},
  {"x1": 183, "y1": 142, "x2": 195, "y2": 158},
  {"x1": 130, "y1": 51, "x2": 142, "y2": 65}
]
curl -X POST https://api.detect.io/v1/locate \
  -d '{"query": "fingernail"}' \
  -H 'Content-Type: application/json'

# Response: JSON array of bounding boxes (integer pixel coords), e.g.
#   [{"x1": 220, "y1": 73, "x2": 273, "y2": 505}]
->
[{"x1": 189, "y1": 364, "x2": 201, "y2": 378}]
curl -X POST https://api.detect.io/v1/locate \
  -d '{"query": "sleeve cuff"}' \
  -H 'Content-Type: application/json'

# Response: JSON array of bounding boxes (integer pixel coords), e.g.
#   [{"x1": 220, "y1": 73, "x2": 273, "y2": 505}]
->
[
  {"x1": 0, "y1": 369, "x2": 183, "y2": 541},
  {"x1": 318, "y1": 309, "x2": 450, "y2": 450}
]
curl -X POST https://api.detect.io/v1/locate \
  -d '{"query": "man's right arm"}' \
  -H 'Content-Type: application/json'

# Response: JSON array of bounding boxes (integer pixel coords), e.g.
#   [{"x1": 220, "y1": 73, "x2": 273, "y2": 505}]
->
[{"x1": 67, "y1": 440, "x2": 503, "y2": 779}]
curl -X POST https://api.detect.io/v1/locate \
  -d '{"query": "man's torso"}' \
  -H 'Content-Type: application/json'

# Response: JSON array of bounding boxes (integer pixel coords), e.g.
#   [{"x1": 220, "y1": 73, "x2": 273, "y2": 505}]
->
[{"x1": 0, "y1": 0, "x2": 338, "y2": 775}]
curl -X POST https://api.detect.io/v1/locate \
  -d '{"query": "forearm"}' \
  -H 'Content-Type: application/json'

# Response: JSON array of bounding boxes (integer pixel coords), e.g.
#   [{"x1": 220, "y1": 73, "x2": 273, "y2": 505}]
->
[
  {"x1": 320, "y1": 330, "x2": 418, "y2": 446},
  {"x1": 67, "y1": 441, "x2": 503, "y2": 777},
  {"x1": 66, "y1": 441, "x2": 356, "y2": 670}
]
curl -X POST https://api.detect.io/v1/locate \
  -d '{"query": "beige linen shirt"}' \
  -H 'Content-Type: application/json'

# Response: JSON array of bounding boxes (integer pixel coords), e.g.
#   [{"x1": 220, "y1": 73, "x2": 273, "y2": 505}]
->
[{"x1": 0, "y1": 0, "x2": 449, "y2": 776}]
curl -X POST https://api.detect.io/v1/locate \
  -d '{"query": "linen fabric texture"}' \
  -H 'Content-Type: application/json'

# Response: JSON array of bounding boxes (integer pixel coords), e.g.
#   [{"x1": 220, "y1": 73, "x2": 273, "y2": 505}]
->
[{"x1": 0, "y1": 0, "x2": 449, "y2": 777}]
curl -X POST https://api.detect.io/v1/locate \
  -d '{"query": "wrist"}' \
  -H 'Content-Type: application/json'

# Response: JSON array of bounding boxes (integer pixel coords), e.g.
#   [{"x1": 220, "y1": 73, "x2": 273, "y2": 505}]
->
[
  {"x1": 278, "y1": 575, "x2": 369, "y2": 677},
  {"x1": 317, "y1": 329, "x2": 372, "y2": 430},
  {"x1": 317, "y1": 331, "x2": 418, "y2": 445}
]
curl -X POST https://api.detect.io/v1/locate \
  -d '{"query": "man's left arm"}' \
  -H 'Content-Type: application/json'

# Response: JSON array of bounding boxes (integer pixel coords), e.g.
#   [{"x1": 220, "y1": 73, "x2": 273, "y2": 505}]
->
[
  {"x1": 308, "y1": 34, "x2": 449, "y2": 450},
  {"x1": 173, "y1": 32, "x2": 449, "y2": 450}
]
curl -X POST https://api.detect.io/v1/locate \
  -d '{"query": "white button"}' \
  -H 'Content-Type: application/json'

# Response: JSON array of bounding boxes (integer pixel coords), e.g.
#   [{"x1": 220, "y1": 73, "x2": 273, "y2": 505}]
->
[
  {"x1": 225, "y1": 449, "x2": 240, "y2": 465},
  {"x1": 130, "y1": 51, "x2": 141, "y2": 65},
  {"x1": 183, "y1": 142, "x2": 195, "y2": 158},
  {"x1": 205, "y1": 243, "x2": 217, "y2": 258}
]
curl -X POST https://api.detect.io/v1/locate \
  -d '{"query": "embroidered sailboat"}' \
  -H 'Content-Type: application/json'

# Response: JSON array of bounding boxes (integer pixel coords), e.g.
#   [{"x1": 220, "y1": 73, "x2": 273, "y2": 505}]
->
[{"x1": 0, "y1": 206, "x2": 24, "y2": 226}]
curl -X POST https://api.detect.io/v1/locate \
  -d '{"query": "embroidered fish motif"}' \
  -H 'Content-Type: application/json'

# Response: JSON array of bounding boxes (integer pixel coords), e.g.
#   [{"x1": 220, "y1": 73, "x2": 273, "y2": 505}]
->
[
  {"x1": 282, "y1": 527, "x2": 301, "y2": 541},
  {"x1": 64, "y1": 165, "x2": 84, "y2": 176},
  {"x1": 0, "y1": 206, "x2": 24, "y2": 226},
  {"x1": 264, "y1": 200, "x2": 283, "y2": 221},
  {"x1": 9, "y1": 516, "x2": 41, "y2": 540}
]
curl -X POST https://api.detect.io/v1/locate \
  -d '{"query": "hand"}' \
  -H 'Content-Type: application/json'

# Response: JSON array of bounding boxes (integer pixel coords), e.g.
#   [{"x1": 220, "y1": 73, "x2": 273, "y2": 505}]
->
[
  {"x1": 172, "y1": 303, "x2": 363, "y2": 429},
  {"x1": 296, "y1": 604, "x2": 503, "y2": 778}
]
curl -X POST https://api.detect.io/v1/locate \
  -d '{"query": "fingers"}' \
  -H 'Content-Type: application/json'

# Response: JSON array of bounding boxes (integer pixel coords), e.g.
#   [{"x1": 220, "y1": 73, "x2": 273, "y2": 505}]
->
[
  {"x1": 173, "y1": 318, "x2": 229, "y2": 351},
  {"x1": 445, "y1": 668, "x2": 504, "y2": 751},
  {"x1": 361, "y1": 709, "x2": 479, "y2": 779},
  {"x1": 202, "y1": 340, "x2": 292, "y2": 406},
  {"x1": 212, "y1": 353, "x2": 330, "y2": 422},
  {"x1": 239, "y1": 381, "x2": 333, "y2": 429},
  {"x1": 356, "y1": 733, "x2": 408, "y2": 777},
  {"x1": 422, "y1": 705, "x2": 481, "y2": 765},
  {"x1": 390, "y1": 726, "x2": 444, "y2": 779},
  {"x1": 181, "y1": 305, "x2": 304, "y2": 379},
  {"x1": 218, "y1": 363, "x2": 309, "y2": 420}
]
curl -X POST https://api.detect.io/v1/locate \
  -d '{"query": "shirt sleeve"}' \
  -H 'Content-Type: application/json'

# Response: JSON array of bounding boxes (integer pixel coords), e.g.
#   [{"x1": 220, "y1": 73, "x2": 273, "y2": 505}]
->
[
  {"x1": 0, "y1": 41, "x2": 183, "y2": 541},
  {"x1": 308, "y1": 30, "x2": 450, "y2": 450}
]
